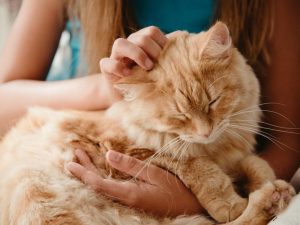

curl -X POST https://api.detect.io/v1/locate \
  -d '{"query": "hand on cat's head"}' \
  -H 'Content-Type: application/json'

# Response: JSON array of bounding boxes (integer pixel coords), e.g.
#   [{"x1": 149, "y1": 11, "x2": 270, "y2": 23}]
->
[{"x1": 99, "y1": 26, "x2": 168, "y2": 106}]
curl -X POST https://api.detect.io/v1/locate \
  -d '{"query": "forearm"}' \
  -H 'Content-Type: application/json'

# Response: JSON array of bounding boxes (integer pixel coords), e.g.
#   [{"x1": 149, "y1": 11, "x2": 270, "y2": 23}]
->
[
  {"x1": 0, "y1": 75, "x2": 109, "y2": 135},
  {"x1": 259, "y1": 0, "x2": 300, "y2": 182}
]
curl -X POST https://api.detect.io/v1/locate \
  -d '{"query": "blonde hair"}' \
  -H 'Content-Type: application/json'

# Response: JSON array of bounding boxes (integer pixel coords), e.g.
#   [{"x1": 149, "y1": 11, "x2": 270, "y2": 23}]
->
[{"x1": 65, "y1": 0, "x2": 273, "y2": 75}]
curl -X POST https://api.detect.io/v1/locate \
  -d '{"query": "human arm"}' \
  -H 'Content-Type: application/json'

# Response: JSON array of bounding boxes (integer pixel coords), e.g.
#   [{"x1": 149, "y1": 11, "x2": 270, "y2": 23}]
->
[
  {"x1": 0, "y1": 75, "x2": 113, "y2": 135},
  {"x1": 260, "y1": 0, "x2": 300, "y2": 180},
  {"x1": 0, "y1": 0, "x2": 64, "y2": 82},
  {"x1": 0, "y1": 0, "x2": 113, "y2": 135}
]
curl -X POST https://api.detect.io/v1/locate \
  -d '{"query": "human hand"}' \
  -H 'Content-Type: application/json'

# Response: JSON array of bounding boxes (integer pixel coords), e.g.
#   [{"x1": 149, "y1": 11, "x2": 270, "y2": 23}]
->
[
  {"x1": 67, "y1": 149, "x2": 203, "y2": 217},
  {"x1": 99, "y1": 26, "x2": 168, "y2": 105}
]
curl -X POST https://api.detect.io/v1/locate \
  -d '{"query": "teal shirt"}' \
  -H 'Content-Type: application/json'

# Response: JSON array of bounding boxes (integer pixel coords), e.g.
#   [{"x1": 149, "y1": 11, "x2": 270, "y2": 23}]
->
[
  {"x1": 130, "y1": 0, "x2": 215, "y2": 33},
  {"x1": 47, "y1": 0, "x2": 215, "y2": 81},
  {"x1": 47, "y1": 21, "x2": 81, "y2": 81}
]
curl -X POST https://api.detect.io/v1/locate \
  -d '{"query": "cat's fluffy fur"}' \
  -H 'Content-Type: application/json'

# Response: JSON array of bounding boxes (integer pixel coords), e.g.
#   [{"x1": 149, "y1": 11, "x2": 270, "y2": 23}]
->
[{"x1": 0, "y1": 22, "x2": 295, "y2": 225}]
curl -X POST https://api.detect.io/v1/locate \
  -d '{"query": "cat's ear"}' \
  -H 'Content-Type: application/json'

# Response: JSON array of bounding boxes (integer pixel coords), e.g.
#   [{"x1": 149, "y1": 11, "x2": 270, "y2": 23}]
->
[
  {"x1": 201, "y1": 22, "x2": 232, "y2": 57},
  {"x1": 113, "y1": 74, "x2": 155, "y2": 101}
]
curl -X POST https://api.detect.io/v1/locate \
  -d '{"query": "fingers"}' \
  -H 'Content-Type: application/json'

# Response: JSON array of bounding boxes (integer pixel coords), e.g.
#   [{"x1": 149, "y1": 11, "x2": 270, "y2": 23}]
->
[
  {"x1": 67, "y1": 161, "x2": 142, "y2": 204},
  {"x1": 100, "y1": 58, "x2": 130, "y2": 81},
  {"x1": 74, "y1": 149, "x2": 98, "y2": 173},
  {"x1": 128, "y1": 34, "x2": 162, "y2": 60},
  {"x1": 106, "y1": 150, "x2": 170, "y2": 186},
  {"x1": 111, "y1": 38, "x2": 154, "y2": 70},
  {"x1": 102, "y1": 26, "x2": 168, "y2": 77},
  {"x1": 135, "y1": 26, "x2": 168, "y2": 48}
]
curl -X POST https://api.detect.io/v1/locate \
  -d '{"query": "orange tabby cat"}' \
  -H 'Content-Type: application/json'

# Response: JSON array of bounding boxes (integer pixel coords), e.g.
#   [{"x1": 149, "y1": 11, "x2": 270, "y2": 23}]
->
[{"x1": 0, "y1": 22, "x2": 295, "y2": 225}]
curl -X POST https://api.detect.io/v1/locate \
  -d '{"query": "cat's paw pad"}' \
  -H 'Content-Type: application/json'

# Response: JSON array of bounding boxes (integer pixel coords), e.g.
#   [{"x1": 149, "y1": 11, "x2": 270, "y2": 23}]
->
[{"x1": 270, "y1": 180, "x2": 296, "y2": 214}]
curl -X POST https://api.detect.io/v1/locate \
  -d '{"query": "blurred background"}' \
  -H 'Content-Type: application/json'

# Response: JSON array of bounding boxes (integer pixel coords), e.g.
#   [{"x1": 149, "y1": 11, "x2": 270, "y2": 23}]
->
[
  {"x1": 0, "y1": 0, "x2": 21, "y2": 51},
  {"x1": 0, "y1": 0, "x2": 72, "y2": 80}
]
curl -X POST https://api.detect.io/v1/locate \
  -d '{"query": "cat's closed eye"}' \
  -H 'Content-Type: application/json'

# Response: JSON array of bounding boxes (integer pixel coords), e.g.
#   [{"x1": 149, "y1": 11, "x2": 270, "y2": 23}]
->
[
  {"x1": 209, "y1": 95, "x2": 221, "y2": 108},
  {"x1": 171, "y1": 113, "x2": 191, "y2": 121}
]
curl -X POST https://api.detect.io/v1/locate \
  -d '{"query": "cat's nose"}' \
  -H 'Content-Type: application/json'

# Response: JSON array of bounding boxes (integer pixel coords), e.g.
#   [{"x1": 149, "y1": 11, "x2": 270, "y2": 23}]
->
[
  {"x1": 203, "y1": 131, "x2": 212, "y2": 138},
  {"x1": 203, "y1": 132, "x2": 211, "y2": 138},
  {"x1": 197, "y1": 128, "x2": 212, "y2": 138}
]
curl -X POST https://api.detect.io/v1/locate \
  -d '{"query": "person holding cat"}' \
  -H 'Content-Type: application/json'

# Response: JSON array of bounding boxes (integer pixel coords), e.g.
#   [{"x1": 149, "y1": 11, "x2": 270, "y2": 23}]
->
[{"x1": 0, "y1": 0, "x2": 299, "y2": 217}]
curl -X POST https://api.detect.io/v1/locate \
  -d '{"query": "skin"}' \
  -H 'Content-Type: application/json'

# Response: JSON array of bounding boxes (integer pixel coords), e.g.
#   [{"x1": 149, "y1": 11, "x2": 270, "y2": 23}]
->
[
  {"x1": 0, "y1": 0, "x2": 299, "y2": 217},
  {"x1": 259, "y1": 0, "x2": 300, "y2": 180}
]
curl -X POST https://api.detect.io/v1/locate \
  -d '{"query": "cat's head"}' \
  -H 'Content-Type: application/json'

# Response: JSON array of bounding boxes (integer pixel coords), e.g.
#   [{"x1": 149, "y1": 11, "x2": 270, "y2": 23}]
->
[{"x1": 113, "y1": 22, "x2": 260, "y2": 144}]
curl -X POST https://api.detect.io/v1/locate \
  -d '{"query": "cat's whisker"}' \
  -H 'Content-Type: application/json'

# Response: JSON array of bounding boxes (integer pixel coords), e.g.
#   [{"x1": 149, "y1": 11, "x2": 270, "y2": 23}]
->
[
  {"x1": 212, "y1": 121, "x2": 228, "y2": 138},
  {"x1": 230, "y1": 124, "x2": 278, "y2": 140},
  {"x1": 230, "y1": 122, "x2": 300, "y2": 135},
  {"x1": 231, "y1": 119, "x2": 300, "y2": 131},
  {"x1": 230, "y1": 123, "x2": 286, "y2": 141},
  {"x1": 161, "y1": 140, "x2": 182, "y2": 176},
  {"x1": 229, "y1": 124, "x2": 285, "y2": 151},
  {"x1": 212, "y1": 120, "x2": 227, "y2": 133},
  {"x1": 155, "y1": 139, "x2": 186, "y2": 185},
  {"x1": 149, "y1": 137, "x2": 182, "y2": 162},
  {"x1": 257, "y1": 102, "x2": 286, "y2": 107},
  {"x1": 230, "y1": 102, "x2": 285, "y2": 116},
  {"x1": 229, "y1": 109, "x2": 295, "y2": 126},
  {"x1": 213, "y1": 127, "x2": 227, "y2": 141},
  {"x1": 173, "y1": 141, "x2": 187, "y2": 172},
  {"x1": 173, "y1": 142, "x2": 190, "y2": 191},
  {"x1": 229, "y1": 109, "x2": 260, "y2": 118},
  {"x1": 229, "y1": 124, "x2": 299, "y2": 152},
  {"x1": 147, "y1": 137, "x2": 181, "y2": 160},
  {"x1": 133, "y1": 137, "x2": 183, "y2": 183},
  {"x1": 171, "y1": 141, "x2": 186, "y2": 187},
  {"x1": 225, "y1": 129, "x2": 253, "y2": 150},
  {"x1": 225, "y1": 102, "x2": 280, "y2": 121}
]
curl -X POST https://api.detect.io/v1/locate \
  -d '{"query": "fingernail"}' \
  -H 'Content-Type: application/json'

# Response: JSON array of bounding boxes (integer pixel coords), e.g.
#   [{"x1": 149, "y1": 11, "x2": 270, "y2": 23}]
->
[
  {"x1": 123, "y1": 68, "x2": 131, "y2": 76},
  {"x1": 145, "y1": 58, "x2": 153, "y2": 69},
  {"x1": 107, "y1": 150, "x2": 122, "y2": 162}
]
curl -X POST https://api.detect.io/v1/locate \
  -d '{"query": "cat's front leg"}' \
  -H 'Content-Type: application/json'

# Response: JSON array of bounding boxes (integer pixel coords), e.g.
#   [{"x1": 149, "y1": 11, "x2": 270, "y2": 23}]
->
[
  {"x1": 235, "y1": 154, "x2": 295, "y2": 223},
  {"x1": 154, "y1": 156, "x2": 247, "y2": 223},
  {"x1": 238, "y1": 154, "x2": 276, "y2": 193}
]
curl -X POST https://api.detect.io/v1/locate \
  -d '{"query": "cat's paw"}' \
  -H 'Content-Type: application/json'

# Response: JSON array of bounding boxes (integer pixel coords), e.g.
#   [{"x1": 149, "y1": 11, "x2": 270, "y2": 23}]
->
[
  {"x1": 249, "y1": 180, "x2": 295, "y2": 218},
  {"x1": 268, "y1": 180, "x2": 296, "y2": 215}
]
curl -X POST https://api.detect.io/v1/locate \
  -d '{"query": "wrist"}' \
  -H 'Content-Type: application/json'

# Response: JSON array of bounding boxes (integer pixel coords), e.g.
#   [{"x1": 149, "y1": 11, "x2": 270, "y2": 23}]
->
[
  {"x1": 81, "y1": 75, "x2": 108, "y2": 110},
  {"x1": 99, "y1": 75, "x2": 122, "y2": 108}
]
